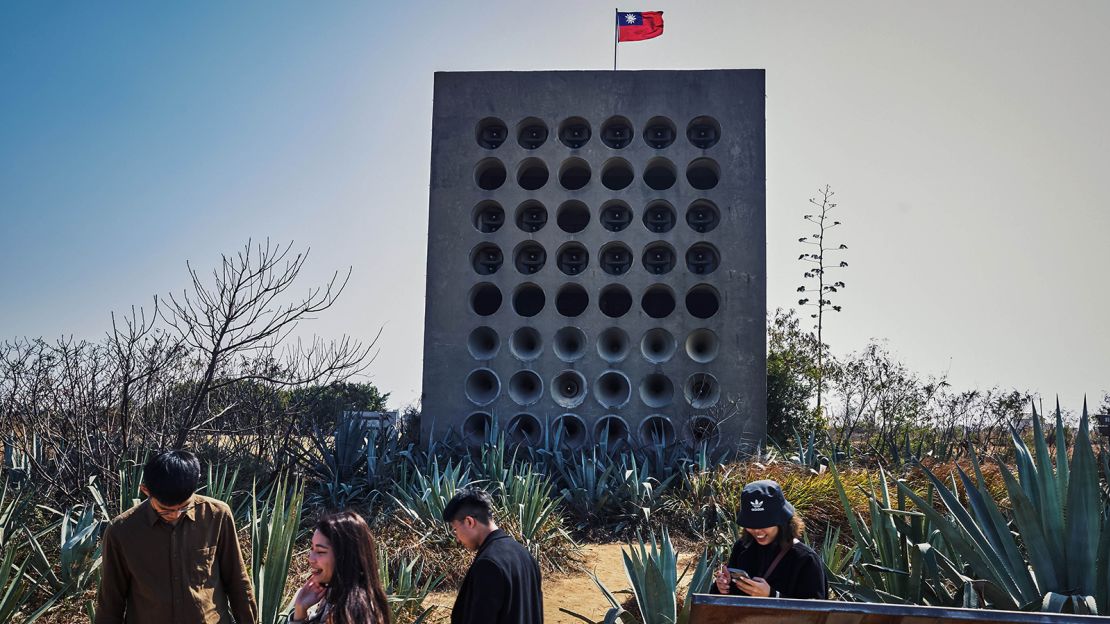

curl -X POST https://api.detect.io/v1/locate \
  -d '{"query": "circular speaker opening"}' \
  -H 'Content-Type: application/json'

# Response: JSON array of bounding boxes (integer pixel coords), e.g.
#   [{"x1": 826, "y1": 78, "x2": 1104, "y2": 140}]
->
[
  {"x1": 558, "y1": 116, "x2": 592, "y2": 148},
  {"x1": 686, "y1": 157, "x2": 720, "y2": 190},
  {"x1": 515, "y1": 200, "x2": 547, "y2": 233},
  {"x1": 464, "y1": 369, "x2": 500, "y2": 406},
  {"x1": 509, "y1": 370, "x2": 543, "y2": 406},
  {"x1": 598, "y1": 284, "x2": 632, "y2": 318},
  {"x1": 640, "y1": 415, "x2": 676, "y2": 447},
  {"x1": 476, "y1": 117, "x2": 507, "y2": 149},
  {"x1": 685, "y1": 329, "x2": 720, "y2": 364},
  {"x1": 512, "y1": 283, "x2": 545, "y2": 317},
  {"x1": 686, "y1": 200, "x2": 720, "y2": 233},
  {"x1": 517, "y1": 157, "x2": 549, "y2": 191},
  {"x1": 595, "y1": 371, "x2": 631, "y2": 408},
  {"x1": 684, "y1": 372, "x2": 720, "y2": 408},
  {"x1": 643, "y1": 116, "x2": 676, "y2": 149},
  {"x1": 599, "y1": 200, "x2": 633, "y2": 232},
  {"x1": 685, "y1": 284, "x2": 720, "y2": 319},
  {"x1": 467, "y1": 326, "x2": 499, "y2": 360},
  {"x1": 643, "y1": 200, "x2": 676, "y2": 233},
  {"x1": 640, "y1": 328, "x2": 676, "y2": 364},
  {"x1": 642, "y1": 241, "x2": 676, "y2": 275},
  {"x1": 553, "y1": 326, "x2": 587, "y2": 362},
  {"x1": 555, "y1": 283, "x2": 589, "y2": 317},
  {"x1": 686, "y1": 116, "x2": 721, "y2": 149},
  {"x1": 600, "y1": 116, "x2": 634, "y2": 149},
  {"x1": 641, "y1": 284, "x2": 676, "y2": 319},
  {"x1": 556, "y1": 242, "x2": 589, "y2": 276},
  {"x1": 516, "y1": 117, "x2": 548, "y2": 149},
  {"x1": 601, "y1": 158, "x2": 634, "y2": 190},
  {"x1": 594, "y1": 415, "x2": 630, "y2": 450},
  {"x1": 643, "y1": 157, "x2": 677, "y2": 191},
  {"x1": 559, "y1": 157, "x2": 591, "y2": 190},
  {"x1": 597, "y1": 327, "x2": 630, "y2": 363},
  {"x1": 686, "y1": 243, "x2": 720, "y2": 275},
  {"x1": 551, "y1": 370, "x2": 587, "y2": 408},
  {"x1": 509, "y1": 326, "x2": 543, "y2": 361},
  {"x1": 475, "y1": 158, "x2": 507, "y2": 190},
  {"x1": 472, "y1": 201, "x2": 504, "y2": 233},
  {"x1": 470, "y1": 243, "x2": 503, "y2": 275},
  {"x1": 553, "y1": 414, "x2": 587, "y2": 449},
  {"x1": 639, "y1": 373, "x2": 674, "y2": 408},
  {"x1": 469, "y1": 283, "x2": 502, "y2": 316},
  {"x1": 599, "y1": 242, "x2": 633, "y2": 276},
  {"x1": 556, "y1": 201, "x2": 590, "y2": 233},
  {"x1": 463, "y1": 412, "x2": 493, "y2": 447},
  {"x1": 507, "y1": 413, "x2": 542, "y2": 446},
  {"x1": 513, "y1": 242, "x2": 546, "y2": 274},
  {"x1": 689, "y1": 415, "x2": 721, "y2": 448}
]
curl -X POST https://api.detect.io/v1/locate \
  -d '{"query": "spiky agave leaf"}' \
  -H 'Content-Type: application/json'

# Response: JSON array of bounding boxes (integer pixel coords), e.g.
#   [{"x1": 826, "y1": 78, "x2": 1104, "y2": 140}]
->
[{"x1": 1064, "y1": 401, "x2": 1101, "y2": 599}]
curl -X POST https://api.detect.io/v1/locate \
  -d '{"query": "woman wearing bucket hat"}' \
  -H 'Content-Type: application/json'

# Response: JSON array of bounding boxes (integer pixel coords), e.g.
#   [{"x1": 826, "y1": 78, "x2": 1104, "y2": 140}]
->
[{"x1": 710, "y1": 480, "x2": 827, "y2": 599}]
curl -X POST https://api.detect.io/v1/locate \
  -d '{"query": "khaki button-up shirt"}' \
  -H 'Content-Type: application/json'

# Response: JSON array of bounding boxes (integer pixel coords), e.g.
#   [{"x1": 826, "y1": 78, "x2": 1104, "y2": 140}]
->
[{"x1": 95, "y1": 494, "x2": 257, "y2": 624}]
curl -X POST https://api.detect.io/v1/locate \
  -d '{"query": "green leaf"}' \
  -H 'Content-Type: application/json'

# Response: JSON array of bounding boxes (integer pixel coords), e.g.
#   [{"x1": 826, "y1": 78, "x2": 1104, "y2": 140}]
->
[
  {"x1": 1064, "y1": 403, "x2": 1101, "y2": 597},
  {"x1": 993, "y1": 460, "x2": 1058, "y2": 592}
]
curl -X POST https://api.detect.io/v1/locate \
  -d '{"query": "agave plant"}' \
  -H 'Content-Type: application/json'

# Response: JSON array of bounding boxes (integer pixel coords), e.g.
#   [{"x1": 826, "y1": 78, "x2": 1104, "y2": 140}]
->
[
  {"x1": 828, "y1": 463, "x2": 976, "y2": 606},
  {"x1": 563, "y1": 528, "x2": 717, "y2": 624},
  {"x1": 496, "y1": 465, "x2": 571, "y2": 563},
  {"x1": 894, "y1": 401, "x2": 1108, "y2": 614},
  {"x1": 205, "y1": 463, "x2": 240, "y2": 504},
  {"x1": 0, "y1": 543, "x2": 34, "y2": 623},
  {"x1": 249, "y1": 475, "x2": 305, "y2": 624},
  {"x1": 377, "y1": 544, "x2": 440, "y2": 624},
  {"x1": 115, "y1": 449, "x2": 148, "y2": 515},
  {"x1": 0, "y1": 478, "x2": 30, "y2": 549},
  {"x1": 389, "y1": 456, "x2": 473, "y2": 531},
  {"x1": 557, "y1": 446, "x2": 624, "y2": 528},
  {"x1": 26, "y1": 501, "x2": 105, "y2": 595}
]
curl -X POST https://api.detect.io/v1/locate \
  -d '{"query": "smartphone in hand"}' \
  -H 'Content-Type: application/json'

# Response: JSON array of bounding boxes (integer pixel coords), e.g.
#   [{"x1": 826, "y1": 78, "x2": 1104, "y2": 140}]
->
[{"x1": 727, "y1": 567, "x2": 751, "y2": 581}]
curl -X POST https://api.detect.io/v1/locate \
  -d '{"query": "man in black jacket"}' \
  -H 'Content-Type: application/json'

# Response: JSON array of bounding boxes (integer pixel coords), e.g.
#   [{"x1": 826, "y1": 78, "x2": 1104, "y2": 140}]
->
[{"x1": 443, "y1": 487, "x2": 544, "y2": 624}]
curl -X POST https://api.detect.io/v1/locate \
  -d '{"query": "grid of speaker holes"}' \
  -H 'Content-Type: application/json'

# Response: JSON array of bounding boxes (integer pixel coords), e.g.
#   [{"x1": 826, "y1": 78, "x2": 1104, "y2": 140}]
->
[{"x1": 464, "y1": 115, "x2": 725, "y2": 449}]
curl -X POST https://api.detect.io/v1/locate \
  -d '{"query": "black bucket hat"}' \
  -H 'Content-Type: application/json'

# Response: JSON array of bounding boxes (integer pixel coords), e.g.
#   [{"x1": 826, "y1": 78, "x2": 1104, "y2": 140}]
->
[{"x1": 738, "y1": 479, "x2": 795, "y2": 529}]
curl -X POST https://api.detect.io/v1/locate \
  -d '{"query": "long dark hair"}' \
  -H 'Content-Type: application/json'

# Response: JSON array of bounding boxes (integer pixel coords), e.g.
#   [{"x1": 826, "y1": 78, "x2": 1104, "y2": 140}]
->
[{"x1": 314, "y1": 511, "x2": 391, "y2": 624}]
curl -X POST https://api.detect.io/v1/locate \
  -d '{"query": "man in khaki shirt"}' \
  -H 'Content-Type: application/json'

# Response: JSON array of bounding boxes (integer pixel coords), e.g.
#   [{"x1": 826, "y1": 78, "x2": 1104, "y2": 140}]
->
[{"x1": 95, "y1": 450, "x2": 257, "y2": 624}]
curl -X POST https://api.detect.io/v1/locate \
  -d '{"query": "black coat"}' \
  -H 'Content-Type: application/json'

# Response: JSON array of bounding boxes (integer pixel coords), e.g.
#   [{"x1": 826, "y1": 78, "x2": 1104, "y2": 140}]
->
[
  {"x1": 452, "y1": 529, "x2": 544, "y2": 624},
  {"x1": 710, "y1": 538, "x2": 827, "y2": 599}
]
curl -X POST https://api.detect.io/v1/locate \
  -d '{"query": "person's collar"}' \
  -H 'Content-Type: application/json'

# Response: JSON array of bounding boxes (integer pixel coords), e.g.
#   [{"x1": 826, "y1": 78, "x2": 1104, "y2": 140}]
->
[
  {"x1": 182, "y1": 495, "x2": 197, "y2": 522},
  {"x1": 476, "y1": 527, "x2": 506, "y2": 554}
]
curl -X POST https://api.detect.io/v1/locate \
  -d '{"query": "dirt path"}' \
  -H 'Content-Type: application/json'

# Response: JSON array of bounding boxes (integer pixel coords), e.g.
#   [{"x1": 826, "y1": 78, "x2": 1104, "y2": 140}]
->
[{"x1": 425, "y1": 543, "x2": 702, "y2": 623}]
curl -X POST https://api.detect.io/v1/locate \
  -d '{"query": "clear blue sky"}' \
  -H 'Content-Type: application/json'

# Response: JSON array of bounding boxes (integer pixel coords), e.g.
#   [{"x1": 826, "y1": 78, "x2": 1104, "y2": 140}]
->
[{"x1": 3, "y1": 1, "x2": 1108, "y2": 412}]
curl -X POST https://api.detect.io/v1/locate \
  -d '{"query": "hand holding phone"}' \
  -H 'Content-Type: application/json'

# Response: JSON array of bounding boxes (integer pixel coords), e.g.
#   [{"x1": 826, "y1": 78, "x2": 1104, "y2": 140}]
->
[{"x1": 727, "y1": 567, "x2": 751, "y2": 582}]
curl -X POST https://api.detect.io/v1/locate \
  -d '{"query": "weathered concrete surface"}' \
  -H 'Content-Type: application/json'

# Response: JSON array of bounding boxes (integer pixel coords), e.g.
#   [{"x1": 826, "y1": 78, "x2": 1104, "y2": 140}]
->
[{"x1": 421, "y1": 70, "x2": 766, "y2": 451}]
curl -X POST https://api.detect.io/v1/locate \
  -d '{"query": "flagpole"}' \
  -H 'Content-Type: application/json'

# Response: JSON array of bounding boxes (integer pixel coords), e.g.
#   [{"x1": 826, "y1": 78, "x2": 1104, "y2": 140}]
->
[{"x1": 613, "y1": 8, "x2": 618, "y2": 70}]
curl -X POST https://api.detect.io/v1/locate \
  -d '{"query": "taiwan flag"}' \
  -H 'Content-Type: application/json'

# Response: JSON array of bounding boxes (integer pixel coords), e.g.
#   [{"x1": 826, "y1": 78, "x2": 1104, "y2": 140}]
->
[{"x1": 617, "y1": 11, "x2": 664, "y2": 42}]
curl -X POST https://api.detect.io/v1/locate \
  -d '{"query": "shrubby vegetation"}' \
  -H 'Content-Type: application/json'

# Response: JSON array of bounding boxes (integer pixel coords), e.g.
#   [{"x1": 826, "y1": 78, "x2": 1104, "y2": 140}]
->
[{"x1": 2, "y1": 242, "x2": 1108, "y2": 622}]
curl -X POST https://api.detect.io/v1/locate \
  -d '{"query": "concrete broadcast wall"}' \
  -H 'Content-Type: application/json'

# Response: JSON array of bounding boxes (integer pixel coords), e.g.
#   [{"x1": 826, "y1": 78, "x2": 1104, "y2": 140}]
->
[{"x1": 420, "y1": 70, "x2": 766, "y2": 452}]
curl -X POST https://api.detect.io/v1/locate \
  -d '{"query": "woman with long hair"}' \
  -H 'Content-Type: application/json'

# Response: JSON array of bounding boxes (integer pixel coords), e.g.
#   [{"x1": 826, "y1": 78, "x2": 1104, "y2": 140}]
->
[
  {"x1": 291, "y1": 511, "x2": 392, "y2": 624},
  {"x1": 710, "y1": 480, "x2": 827, "y2": 599}
]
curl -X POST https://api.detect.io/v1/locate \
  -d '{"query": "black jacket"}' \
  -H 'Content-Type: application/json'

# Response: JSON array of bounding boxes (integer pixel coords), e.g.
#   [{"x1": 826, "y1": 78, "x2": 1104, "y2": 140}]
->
[
  {"x1": 710, "y1": 538, "x2": 826, "y2": 599},
  {"x1": 452, "y1": 529, "x2": 544, "y2": 624}
]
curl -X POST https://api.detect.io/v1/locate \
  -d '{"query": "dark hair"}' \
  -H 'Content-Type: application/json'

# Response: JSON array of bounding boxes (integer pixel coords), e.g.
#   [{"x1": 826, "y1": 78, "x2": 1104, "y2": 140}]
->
[
  {"x1": 740, "y1": 515, "x2": 805, "y2": 550},
  {"x1": 441, "y1": 487, "x2": 494, "y2": 525},
  {"x1": 143, "y1": 450, "x2": 201, "y2": 505},
  {"x1": 314, "y1": 511, "x2": 391, "y2": 624}
]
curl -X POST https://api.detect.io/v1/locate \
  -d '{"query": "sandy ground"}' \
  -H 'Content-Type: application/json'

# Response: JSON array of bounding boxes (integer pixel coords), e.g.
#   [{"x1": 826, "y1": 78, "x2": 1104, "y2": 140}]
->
[{"x1": 426, "y1": 543, "x2": 702, "y2": 623}]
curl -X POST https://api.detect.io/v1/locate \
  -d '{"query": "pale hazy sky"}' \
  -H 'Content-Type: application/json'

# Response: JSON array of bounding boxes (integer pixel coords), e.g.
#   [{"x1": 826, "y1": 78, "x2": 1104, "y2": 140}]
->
[{"x1": 2, "y1": 2, "x2": 1107, "y2": 412}]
